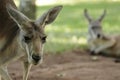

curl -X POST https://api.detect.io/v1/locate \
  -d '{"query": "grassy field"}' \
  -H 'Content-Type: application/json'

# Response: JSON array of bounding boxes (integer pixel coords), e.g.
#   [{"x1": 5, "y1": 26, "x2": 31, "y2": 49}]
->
[{"x1": 36, "y1": 1, "x2": 120, "y2": 53}]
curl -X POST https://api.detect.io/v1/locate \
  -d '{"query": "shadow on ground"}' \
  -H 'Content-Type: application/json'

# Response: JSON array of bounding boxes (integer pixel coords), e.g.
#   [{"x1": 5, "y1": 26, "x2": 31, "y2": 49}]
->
[{"x1": 8, "y1": 49, "x2": 120, "y2": 80}]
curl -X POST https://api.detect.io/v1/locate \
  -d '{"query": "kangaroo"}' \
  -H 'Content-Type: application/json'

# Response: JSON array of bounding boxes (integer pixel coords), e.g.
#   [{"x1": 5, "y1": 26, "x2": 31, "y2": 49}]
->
[
  {"x1": 84, "y1": 9, "x2": 120, "y2": 62},
  {"x1": 0, "y1": 0, "x2": 62, "y2": 80}
]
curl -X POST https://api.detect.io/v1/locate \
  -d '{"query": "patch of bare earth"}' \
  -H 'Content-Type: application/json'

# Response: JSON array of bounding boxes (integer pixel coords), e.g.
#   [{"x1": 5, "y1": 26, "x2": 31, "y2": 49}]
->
[{"x1": 8, "y1": 49, "x2": 120, "y2": 80}]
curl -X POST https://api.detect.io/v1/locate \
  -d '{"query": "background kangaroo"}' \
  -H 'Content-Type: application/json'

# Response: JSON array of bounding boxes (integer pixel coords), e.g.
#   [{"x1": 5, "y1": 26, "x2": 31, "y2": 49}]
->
[
  {"x1": 84, "y1": 9, "x2": 120, "y2": 62},
  {"x1": 0, "y1": 0, "x2": 62, "y2": 80}
]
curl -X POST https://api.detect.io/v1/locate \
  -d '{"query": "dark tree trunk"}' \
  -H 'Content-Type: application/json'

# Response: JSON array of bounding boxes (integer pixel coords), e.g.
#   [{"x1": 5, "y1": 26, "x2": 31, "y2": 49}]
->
[{"x1": 19, "y1": 0, "x2": 36, "y2": 19}]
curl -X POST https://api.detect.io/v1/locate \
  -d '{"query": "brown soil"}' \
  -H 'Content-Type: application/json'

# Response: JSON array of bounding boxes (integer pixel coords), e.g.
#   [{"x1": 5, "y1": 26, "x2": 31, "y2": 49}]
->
[{"x1": 8, "y1": 49, "x2": 120, "y2": 80}]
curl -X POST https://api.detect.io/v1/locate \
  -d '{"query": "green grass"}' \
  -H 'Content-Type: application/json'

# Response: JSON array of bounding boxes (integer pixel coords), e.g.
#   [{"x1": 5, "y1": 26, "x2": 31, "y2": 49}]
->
[{"x1": 36, "y1": 2, "x2": 120, "y2": 53}]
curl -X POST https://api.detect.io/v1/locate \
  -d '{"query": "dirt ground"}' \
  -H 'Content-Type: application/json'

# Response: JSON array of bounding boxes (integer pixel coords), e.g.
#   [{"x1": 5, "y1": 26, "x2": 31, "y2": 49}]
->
[{"x1": 8, "y1": 49, "x2": 120, "y2": 80}]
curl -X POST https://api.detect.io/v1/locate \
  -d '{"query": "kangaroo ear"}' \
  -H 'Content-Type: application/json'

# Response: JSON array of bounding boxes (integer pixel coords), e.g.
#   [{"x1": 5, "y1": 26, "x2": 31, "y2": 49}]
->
[
  {"x1": 35, "y1": 5, "x2": 63, "y2": 28},
  {"x1": 84, "y1": 9, "x2": 92, "y2": 22},
  {"x1": 98, "y1": 9, "x2": 106, "y2": 22},
  {"x1": 6, "y1": 4, "x2": 31, "y2": 29}
]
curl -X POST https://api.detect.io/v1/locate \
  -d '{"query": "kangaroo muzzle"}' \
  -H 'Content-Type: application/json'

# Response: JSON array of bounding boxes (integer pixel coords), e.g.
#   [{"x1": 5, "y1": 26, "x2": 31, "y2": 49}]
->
[
  {"x1": 97, "y1": 34, "x2": 101, "y2": 38},
  {"x1": 32, "y1": 54, "x2": 41, "y2": 63}
]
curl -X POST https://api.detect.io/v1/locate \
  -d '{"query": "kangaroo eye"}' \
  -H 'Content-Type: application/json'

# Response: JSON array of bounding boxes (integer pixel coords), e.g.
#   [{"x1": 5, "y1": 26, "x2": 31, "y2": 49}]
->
[
  {"x1": 41, "y1": 36, "x2": 47, "y2": 43},
  {"x1": 24, "y1": 36, "x2": 32, "y2": 43}
]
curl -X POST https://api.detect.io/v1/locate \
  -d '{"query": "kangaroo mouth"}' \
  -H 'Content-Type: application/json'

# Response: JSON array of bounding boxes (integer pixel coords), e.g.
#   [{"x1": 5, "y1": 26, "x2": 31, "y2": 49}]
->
[
  {"x1": 32, "y1": 55, "x2": 41, "y2": 65},
  {"x1": 97, "y1": 34, "x2": 101, "y2": 38}
]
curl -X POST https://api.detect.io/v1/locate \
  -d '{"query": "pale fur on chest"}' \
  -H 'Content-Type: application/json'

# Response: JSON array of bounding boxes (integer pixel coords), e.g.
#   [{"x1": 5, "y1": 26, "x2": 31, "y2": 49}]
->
[{"x1": 88, "y1": 35, "x2": 120, "y2": 56}]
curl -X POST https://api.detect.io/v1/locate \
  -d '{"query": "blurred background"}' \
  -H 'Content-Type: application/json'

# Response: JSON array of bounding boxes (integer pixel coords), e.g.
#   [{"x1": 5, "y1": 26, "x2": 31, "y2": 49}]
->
[{"x1": 14, "y1": 0, "x2": 120, "y2": 53}]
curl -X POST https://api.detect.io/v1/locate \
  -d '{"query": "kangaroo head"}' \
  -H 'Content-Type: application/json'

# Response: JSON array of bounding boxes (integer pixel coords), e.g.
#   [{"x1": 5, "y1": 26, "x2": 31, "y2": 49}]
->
[
  {"x1": 84, "y1": 9, "x2": 106, "y2": 39},
  {"x1": 7, "y1": 4, "x2": 62, "y2": 65}
]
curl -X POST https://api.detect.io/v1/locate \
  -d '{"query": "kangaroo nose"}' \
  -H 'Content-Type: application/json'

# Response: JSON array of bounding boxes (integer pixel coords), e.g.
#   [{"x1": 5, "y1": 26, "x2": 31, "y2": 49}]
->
[
  {"x1": 32, "y1": 54, "x2": 41, "y2": 63},
  {"x1": 97, "y1": 34, "x2": 101, "y2": 38}
]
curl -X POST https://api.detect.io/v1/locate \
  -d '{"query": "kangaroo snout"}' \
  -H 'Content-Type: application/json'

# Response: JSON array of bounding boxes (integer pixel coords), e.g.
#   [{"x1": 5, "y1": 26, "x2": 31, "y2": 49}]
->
[
  {"x1": 32, "y1": 54, "x2": 41, "y2": 63},
  {"x1": 97, "y1": 34, "x2": 101, "y2": 38}
]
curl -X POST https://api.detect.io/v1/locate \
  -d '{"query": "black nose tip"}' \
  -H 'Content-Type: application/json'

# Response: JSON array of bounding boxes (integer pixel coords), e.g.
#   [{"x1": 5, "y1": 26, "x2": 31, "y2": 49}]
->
[
  {"x1": 97, "y1": 34, "x2": 101, "y2": 38},
  {"x1": 32, "y1": 55, "x2": 41, "y2": 62}
]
